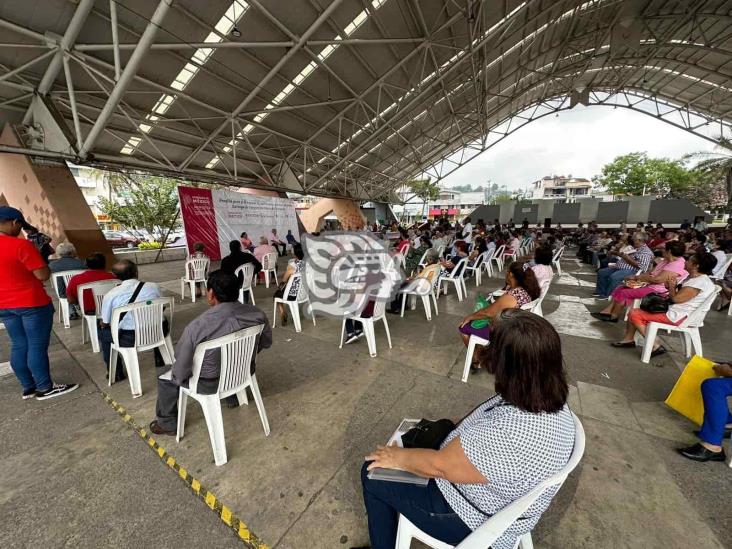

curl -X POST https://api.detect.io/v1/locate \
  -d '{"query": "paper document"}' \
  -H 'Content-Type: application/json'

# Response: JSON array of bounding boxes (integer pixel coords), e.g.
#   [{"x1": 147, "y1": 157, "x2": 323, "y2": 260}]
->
[{"x1": 367, "y1": 418, "x2": 429, "y2": 486}]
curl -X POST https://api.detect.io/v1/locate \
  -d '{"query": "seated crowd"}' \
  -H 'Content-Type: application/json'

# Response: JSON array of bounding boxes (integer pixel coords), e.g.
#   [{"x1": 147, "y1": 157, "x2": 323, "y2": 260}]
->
[{"x1": 2, "y1": 202, "x2": 731, "y2": 549}]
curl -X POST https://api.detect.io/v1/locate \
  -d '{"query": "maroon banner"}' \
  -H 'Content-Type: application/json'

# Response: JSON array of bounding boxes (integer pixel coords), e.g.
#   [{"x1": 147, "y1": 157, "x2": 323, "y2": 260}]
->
[{"x1": 178, "y1": 187, "x2": 221, "y2": 260}]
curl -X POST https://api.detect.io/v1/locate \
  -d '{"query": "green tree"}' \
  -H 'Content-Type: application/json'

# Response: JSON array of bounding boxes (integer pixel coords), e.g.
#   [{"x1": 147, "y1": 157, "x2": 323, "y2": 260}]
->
[
  {"x1": 98, "y1": 175, "x2": 180, "y2": 243},
  {"x1": 407, "y1": 177, "x2": 440, "y2": 219},
  {"x1": 684, "y1": 137, "x2": 732, "y2": 214},
  {"x1": 593, "y1": 152, "x2": 691, "y2": 197}
]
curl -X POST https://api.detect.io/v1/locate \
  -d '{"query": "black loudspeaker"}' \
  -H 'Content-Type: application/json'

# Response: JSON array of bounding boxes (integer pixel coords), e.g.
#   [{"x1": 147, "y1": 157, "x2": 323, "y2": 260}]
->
[{"x1": 544, "y1": 218, "x2": 552, "y2": 228}]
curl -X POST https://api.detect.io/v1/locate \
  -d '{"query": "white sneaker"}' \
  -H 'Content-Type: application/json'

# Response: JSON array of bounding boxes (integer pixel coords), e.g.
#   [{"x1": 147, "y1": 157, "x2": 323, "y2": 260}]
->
[{"x1": 344, "y1": 334, "x2": 359, "y2": 345}]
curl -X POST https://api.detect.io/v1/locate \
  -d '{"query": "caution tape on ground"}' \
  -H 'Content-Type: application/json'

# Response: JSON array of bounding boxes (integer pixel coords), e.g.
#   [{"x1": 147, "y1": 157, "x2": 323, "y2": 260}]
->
[{"x1": 101, "y1": 392, "x2": 268, "y2": 548}]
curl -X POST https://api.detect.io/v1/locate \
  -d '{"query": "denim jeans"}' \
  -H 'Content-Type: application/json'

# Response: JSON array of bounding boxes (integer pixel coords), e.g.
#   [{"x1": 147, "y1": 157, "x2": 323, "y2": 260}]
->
[
  {"x1": 595, "y1": 268, "x2": 635, "y2": 297},
  {"x1": 360, "y1": 462, "x2": 471, "y2": 549},
  {"x1": 698, "y1": 377, "x2": 732, "y2": 446},
  {"x1": 0, "y1": 303, "x2": 55, "y2": 392}
]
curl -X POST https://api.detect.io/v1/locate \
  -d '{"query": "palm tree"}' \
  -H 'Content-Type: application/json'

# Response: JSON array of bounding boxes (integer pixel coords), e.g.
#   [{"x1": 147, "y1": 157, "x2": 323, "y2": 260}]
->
[{"x1": 686, "y1": 137, "x2": 732, "y2": 215}]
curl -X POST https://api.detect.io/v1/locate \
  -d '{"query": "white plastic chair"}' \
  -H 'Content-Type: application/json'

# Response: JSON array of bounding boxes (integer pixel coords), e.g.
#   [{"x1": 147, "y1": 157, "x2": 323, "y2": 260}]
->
[
  {"x1": 639, "y1": 286, "x2": 721, "y2": 363},
  {"x1": 51, "y1": 269, "x2": 86, "y2": 328},
  {"x1": 552, "y1": 246, "x2": 565, "y2": 276},
  {"x1": 462, "y1": 334, "x2": 489, "y2": 382},
  {"x1": 180, "y1": 257, "x2": 210, "y2": 303},
  {"x1": 398, "y1": 270, "x2": 440, "y2": 321},
  {"x1": 416, "y1": 248, "x2": 432, "y2": 273},
  {"x1": 108, "y1": 296, "x2": 175, "y2": 398},
  {"x1": 520, "y1": 280, "x2": 551, "y2": 318},
  {"x1": 437, "y1": 257, "x2": 469, "y2": 301},
  {"x1": 395, "y1": 413, "x2": 586, "y2": 549},
  {"x1": 176, "y1": 324, "x2": 269, "y2": 466},
  {"x1": 488, "y1": 245, "x2": 506, "y2": 273},
  {"x1": 465, "y1": 251, "x2": 489, "y2": 286},
  {"x1": 261, "y1": 252, "x2": 278, "y2": 288},
  {"x1": 396, "y1": 244, "x2": 410, "y2": 269},
  {"x1": 79, "y1": 279, "x2": 121, "y2": 353},
  {"x1": 272, "y1": 271, "x2": 316, "y2": 333},
  {"x1": 339, "y1": 300, "x2": 392, "y2": 357},
  {"x1": 234, "y1": 263, "x2": 256, "y2": 306},
  {"x1": 711, "y1": 254, "x2": 732, "y2": 281}
]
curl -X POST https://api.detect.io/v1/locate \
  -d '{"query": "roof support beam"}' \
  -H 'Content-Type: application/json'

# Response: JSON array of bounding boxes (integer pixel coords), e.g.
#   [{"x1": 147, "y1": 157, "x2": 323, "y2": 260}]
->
[
  {"x1": 79, "y1": 0, "x2": 173, "y2": 159},
  {"x1": 177, "y1": 0, "x2": 346, "y2": 172},
  {"x1": 23, "y1": 0, "x2": 96, "y2": 124}
]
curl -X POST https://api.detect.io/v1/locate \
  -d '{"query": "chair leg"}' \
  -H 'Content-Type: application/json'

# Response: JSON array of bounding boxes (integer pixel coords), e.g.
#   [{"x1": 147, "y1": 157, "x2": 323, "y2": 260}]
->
[
  {"x1": 60, "y1": 299, "x2": 71, "y2": 328},
  {"x1": 421, "y1": 295, "x2": 431, "y2": 321},
  {"x1": 199, "y1": 396, "x2": 227, "y2": 466},
  {"x1": 120, "y1": 349, "x2": 143, "y2": 397},
  {"x1": 395, "y1": 515, "x2": 416, "y2": 549},
  {"x1": 400, "y1": 294, "x2": 407, "y2": 317},
  {"x1": 249, "y1": 288, "x2": 256, "y2": 306},
  {"x1": 431, "y1": 292, "x2": 439, "y2": 316},
  {"x1": 518, "y1": 532, "x2": 534, "y2": 549},
  {"x1": 89, "y1": 319, "x2": 100, "y2": 353},
  {"x1": 81, "y1": 316, "x2": 87, "y2": 345},
  {"x1": 265, "y1": 271, "x2": 270, "y2": 288},
  {"x1": 290, "y1": 302, "x2": 302, "y2": 333},
  {"x1": 236, "y1": 388, "x2": 249, "y2": 406},
  {"x1": 272, "y1": 300, "x2": 278, "y2": 328},
  {"x1": 108, "y1": 346, "x2": 118, "y2": 386},
  {"x1": 383, "y1": 317, "x2": 392, "y2": 349},
  {"x1": 273, "y1": 271, "x2": 278, "y2": 286},
  {"x1": 688, "y1": 328, "x2": 703, "y2": 357},
  {"x1": 159, "y1": 339, "x2": 175, "y2": 366},
  {"x1": 641, "y1": 324, "x2": 659, "y2": 363},
  {"x1": 176, "y1": 391, "x2": 188, "y2": 441},
  {"x1": 250, "y1": 374, "x2": 270, "y2": 436},
  {"x1": 364, "y1": 321, "x2": 377, "y2": 357},
  {"x1": 462, "y1": 339, "x2": 475, "y2": 382},
  {"x1": 180, "y1": 278, "x2": 185, "y2": 299},
  {"x1": 455, "y1": 280, "x2": 463, "y2": 302},
  {"x1": 190, "y1": 281, "x2": 196, "y2": 303},
  {"x1": 339, "y1": 318, "x2": 347, "y2": 348}
]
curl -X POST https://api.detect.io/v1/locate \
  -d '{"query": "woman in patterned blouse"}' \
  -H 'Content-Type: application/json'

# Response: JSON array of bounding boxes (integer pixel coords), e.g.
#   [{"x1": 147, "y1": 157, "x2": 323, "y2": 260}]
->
[{"x1": 360, "y1": 311, "x2": 576, "y2": 549}]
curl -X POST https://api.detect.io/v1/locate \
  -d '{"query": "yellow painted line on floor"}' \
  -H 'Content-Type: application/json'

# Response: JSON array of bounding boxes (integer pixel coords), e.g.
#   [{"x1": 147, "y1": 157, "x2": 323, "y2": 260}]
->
[{"x1": 101, "y1": 392, "x2": 269, "y2": 549}]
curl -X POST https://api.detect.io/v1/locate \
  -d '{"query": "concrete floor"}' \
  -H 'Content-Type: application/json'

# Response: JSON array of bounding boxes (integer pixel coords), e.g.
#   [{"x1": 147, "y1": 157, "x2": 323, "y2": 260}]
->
[{"x1": 1, "y1": 255, "x2": 730, "y2": 548}]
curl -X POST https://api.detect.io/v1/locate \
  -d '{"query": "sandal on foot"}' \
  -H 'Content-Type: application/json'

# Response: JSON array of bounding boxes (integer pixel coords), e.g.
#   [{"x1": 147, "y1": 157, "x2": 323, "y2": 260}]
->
[{"x1": 611, "y1": 341, "x2": 635, "y2": 348}]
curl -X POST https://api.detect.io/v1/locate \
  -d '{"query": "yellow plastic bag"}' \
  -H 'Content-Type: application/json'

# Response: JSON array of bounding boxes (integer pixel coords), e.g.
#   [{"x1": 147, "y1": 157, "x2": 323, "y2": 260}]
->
[{"x1": 664, "y1": 355, "x2": 717, "y2": 425}]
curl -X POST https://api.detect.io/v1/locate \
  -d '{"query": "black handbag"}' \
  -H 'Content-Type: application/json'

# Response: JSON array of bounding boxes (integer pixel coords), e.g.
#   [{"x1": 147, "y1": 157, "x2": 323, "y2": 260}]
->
[
  {"x1": 640, "y1": 293, "x2": 670, "y2": 313},
  {"x1": 401, "y1": 418, "x2": 456, "y2": 450}
]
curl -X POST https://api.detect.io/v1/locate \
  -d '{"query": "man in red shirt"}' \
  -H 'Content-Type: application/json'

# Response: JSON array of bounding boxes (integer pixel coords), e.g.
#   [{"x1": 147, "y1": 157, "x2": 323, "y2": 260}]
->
[
  {"x1": 0, "y1": 206, "x2": 79, "y2": 400},
  {"x1": 66, "y1": 252, "x2": 117, "y2": 314}
]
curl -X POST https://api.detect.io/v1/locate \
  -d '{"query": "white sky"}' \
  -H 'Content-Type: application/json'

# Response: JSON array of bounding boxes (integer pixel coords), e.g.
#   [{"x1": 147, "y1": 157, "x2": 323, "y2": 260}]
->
[{"x1": 439, "y1": 105, "x2": 720, "y2": 192}]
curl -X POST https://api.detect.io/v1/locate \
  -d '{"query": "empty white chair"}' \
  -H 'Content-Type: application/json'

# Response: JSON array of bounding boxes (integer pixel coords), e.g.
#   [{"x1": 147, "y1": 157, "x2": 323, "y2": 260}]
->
[
  {"x1": 640, "y1": 286, "x2": 721, "y2": 363},
  {"x1": 399, "y1": 270, "x2": 440, "y2": 321},
  {"x1": 260, "y1": 252, "x2": 278, "y2": 288},
  {"x1": 176, "y1": 324, "x2": 269, "y2": 466},
  {"x1": 462, "y1": 334, "x2": 489, "y2": 382},
  {"x1": 552, "y1": 246, "x2": 565, "y2": 276},
  {"x1": 339, "y1": 300, "x2": 392, "y2": 357},
  {"x1": 395, "y1": 413, "x2": 586, "y2": 549},
  {"x1": 108, "y1": 297, "x2": 175, "y2": 398},
  {"x1": 234, "y1": 263, "x2": 256, "y2": 306},
  {"x1": 437, "y1": 257, "x2": 469, "y2": 301},
  {"x1": 465, "y1": 251, "x2": 489, "y2": 286},
  {"x1": 180, "y1": 257, "x2": 209, "y2": 303},
  {"x1": 51, "y1": 269, "x2": 86, "y2": 328},
  {"x1": 488, "y1": 245, "x2": 506, "y2": 273},
  {"x1": 79, "y1": 279, "x2": 121, "y2": 353},
  {"x1": 272, "y1": 272, "x2": 316, "y2": 333},
  {"x1": 521, "y1": 280, "x2": 551, "y2": 317}
]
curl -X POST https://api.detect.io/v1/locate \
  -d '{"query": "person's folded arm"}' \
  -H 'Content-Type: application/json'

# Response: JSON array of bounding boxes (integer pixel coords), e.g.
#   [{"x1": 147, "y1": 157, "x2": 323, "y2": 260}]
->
[
  {"x1": 365, "y1": 436, "x2": 486, "y2": 484},
  {"x1": 33, "y1": 266, "x2": 51, "y2": 281},
  {"x1": 171, "y1": 327, "x2": 196, "y2": 386},
  {"x1": 460, "y1": 293, "x2": 517, "y2": 327}
]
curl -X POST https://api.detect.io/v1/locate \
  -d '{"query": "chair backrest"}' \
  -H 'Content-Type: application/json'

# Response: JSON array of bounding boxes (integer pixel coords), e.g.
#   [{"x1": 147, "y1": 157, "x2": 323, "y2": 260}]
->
[
  {"x1": 234, "y1": 263, "x2": 255, "y2": 290},
  {"x1": 520, "y1": 280, "x2": 551, "y2": 314},
  {"x1": 456, "y1": 413, "x2": 586, "y2": 549},
  {"x1": 711, "y1": 254, "x2": 732, "y2": 280},
  {"x1": 77, "y1": 279, "x2": 122, "y2": 318},
  {"x1": 188, "y1": 324, "x2": 265, "y2": 395},
  {"x1": 372, "y1": 299, "x2": 387, "y2": 319},
  {"x1": 681, "y1": 285, "x2": 722, "y2": 328},
  {"x1": 262, "y1": 252, "x2": 278, "y2": 270},
  {"x1": 473, "y1": 251, "x2": 488, "y2": 268},
  {"x1": 552, "y1": 245, "x2": 565, "y2": 262},
  {"x1": 492, "y1": 245, "x2": 505, "y2": 259},
  {"x1": 110, "y1": 296, "x2": 173, "y2": 350},
  {"x1": 185, "y1": 257, "x2": 209, "y2": 281},
  {"x1": 51, "y1": 269, "x2": 87, "y2": 298},
  {"x1": 449, "y1": 257, "x2": 469, "y2": 279}
]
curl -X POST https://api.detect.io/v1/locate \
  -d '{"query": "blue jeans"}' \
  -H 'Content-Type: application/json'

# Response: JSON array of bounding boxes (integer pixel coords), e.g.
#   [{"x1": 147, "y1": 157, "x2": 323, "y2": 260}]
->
[
  {"x1": 595, "y1": 268, "x2": 635, "y2": 297},
  {"x1": 698, "y1": 377, "x2": 732, "y2": 446},
  {"x1": 361, "y1": 462, "x2": 471, "y2": 549},
  {"x1": 0, "y1": 303, "x2": 55, "y2": 392}
]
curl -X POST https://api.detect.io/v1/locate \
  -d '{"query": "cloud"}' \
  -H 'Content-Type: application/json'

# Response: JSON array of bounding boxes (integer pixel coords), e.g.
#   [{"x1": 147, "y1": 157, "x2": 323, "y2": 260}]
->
[{"x1": 439, "y1": 106, "x2": 718, "y2": 191}]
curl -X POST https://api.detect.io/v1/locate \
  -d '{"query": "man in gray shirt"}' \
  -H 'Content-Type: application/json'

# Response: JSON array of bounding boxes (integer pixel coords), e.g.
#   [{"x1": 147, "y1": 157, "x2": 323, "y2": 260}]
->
[{"x1": 150, "y1": 269, "x2": 272, "y2": 435}]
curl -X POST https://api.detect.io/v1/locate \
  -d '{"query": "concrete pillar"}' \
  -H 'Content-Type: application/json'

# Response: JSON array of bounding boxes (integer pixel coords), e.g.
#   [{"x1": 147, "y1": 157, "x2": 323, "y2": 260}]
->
[
  {"x1": 0, "y1": 124, "x2": 113, "y2": 263},
  {"x1": 298, "y1": 197, "x2": 367, "y2": 233}
]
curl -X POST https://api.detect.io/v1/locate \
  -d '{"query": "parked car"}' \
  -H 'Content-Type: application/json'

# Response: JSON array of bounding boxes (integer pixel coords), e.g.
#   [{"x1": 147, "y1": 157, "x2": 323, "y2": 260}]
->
[{"x1": 103, "y1": 230, "x2": 140, "y2": 249}]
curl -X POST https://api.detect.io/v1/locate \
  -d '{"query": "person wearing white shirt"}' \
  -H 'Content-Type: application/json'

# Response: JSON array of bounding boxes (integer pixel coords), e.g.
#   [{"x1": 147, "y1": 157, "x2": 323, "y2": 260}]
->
[
  {"x1": 694, "y1": 218, "x2": 708, "y2": 232},
  {"x1": 711, "y1": 246, "x2": 729, "y2": 279},
  {"x1": 268, "y1": 228, "x2": 287, "y2": 257},
  {"x1": 99, "y1": 260, "x2": 165, "y2": 380},
  {"x1": 462, "y1": 219, "x2": 473, "y2": 239}
]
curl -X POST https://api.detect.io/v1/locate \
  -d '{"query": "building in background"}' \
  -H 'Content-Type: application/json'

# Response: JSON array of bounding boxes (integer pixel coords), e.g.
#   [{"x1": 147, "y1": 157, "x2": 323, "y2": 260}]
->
[
  {"x1": 530, "y1": 175, "x2": 594, "y2": 201},
  {"x1": 68, "y1": 164, "x2": 117, "y2": 229},
  {"x1": 393, "y1": 187, "x2": 486, "y2": 223}
]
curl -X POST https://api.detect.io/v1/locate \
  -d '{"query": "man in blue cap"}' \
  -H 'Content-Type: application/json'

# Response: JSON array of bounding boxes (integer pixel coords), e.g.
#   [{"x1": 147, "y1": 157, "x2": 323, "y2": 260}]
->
[{"x1": 0, "y1": 206, "x2": 78, "y2": 400}]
